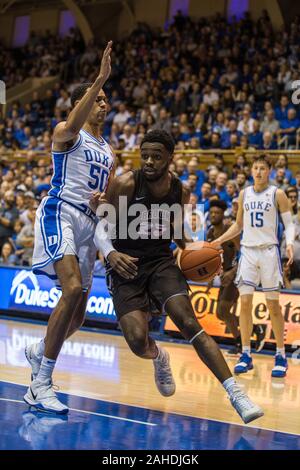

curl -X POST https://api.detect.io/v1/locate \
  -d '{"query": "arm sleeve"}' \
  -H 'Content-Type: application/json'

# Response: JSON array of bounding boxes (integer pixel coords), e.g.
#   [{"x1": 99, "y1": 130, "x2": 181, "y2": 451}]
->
[
  {"x1": 93, "y1": 218, "x2": 116, "y2": 260},
  {"x1": 281, "y1": 211, "x2": 295, "y2": 246}
]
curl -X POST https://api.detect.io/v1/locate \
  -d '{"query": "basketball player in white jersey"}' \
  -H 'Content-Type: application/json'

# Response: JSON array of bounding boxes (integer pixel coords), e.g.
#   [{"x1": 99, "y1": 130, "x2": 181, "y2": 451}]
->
[
  {"x1": 212, "y1": 155, "x2": 294, "y2": 378},
  {"x1": 23, "y1": 42, "x2": 114, "y2": 413}
]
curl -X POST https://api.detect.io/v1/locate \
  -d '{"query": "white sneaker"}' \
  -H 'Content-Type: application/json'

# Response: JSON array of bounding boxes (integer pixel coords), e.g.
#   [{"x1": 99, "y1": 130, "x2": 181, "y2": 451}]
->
[
  {"x1": 25, "y1": 343, "x2": 42, "y2": 381},
  {"x1": 230, "y1": 386, "x2": 264, "y2": 424},
  {"x1": 24, "y1": 379, "x2": 69, "y2": 415},
  {"x1": 153, "y1": 348, "x2": 176, "y2": 397}
]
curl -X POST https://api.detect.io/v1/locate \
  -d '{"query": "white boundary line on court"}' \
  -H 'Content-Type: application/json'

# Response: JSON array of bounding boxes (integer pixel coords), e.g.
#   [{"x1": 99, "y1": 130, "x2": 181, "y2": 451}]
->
[
  {"x1": 0, "y1": 395, "x2": 156, "y2": 427},
  {"x1": 0, "y1": 378, "x2": 299, "y2": 437}
]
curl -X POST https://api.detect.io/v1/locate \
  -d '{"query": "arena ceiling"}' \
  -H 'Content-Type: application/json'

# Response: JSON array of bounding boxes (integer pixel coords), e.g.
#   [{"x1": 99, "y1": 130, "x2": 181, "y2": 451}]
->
[{"x1": 0, "y1": 0, "x2": 124, "y2": 14}]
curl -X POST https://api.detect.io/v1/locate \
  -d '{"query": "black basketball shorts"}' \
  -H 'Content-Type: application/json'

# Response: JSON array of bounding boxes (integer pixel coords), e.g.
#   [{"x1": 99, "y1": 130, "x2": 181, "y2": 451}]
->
[{"x1": 106, "y1": 255, "x2": 189, "y2": 319}]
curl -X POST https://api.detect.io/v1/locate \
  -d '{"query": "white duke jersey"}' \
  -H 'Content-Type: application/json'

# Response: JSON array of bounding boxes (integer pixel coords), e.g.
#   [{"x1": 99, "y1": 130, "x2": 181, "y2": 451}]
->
[
  {"x1": 48, "y1": 128, "x2": 114, "y2": 218},
  {"x1": 241, "y1": 185, "x2": 279, "y2": 247}
]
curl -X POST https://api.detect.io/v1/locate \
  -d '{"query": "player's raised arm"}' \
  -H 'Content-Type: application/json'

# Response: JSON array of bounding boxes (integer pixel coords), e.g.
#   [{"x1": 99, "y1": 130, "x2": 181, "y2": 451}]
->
[
  {"x1": 276, "y1": 188, "x2": 295, "y2": 266},
  {"x1": 211, "y1": 189, "x2": 244, "y2": 249},
  {"x1": 53, "y1": 41, "x2": 112, "y2": 144}
]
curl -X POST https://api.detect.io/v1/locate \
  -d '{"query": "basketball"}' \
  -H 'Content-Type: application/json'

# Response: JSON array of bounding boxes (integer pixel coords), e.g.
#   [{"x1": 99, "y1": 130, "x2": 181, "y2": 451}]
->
[{"x1": 180, "y1": 242, "x2": 222, "y2": 282}]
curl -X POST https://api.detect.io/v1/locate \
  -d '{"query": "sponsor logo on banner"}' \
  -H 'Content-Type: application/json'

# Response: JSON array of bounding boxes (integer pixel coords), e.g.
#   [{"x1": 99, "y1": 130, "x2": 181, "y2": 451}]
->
[
  {"x1": 165, "y1": 285, "x2": 300, "y2": 346},
  {"x1": 6, "y1": 268, "x2": 116, "y2": 321},
  {"x1": 10, "y1": 270, "x2": 61, "y2": 309}
]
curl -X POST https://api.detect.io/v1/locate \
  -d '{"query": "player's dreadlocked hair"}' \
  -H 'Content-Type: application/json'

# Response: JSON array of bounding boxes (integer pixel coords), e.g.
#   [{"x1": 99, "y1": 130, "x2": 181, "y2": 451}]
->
[
  {"x1": 70, "y1": 83, "x2": 93, "y2": 107},
  {"x1": 141, "y1": 130, "x2": 175, "y2": 154}
]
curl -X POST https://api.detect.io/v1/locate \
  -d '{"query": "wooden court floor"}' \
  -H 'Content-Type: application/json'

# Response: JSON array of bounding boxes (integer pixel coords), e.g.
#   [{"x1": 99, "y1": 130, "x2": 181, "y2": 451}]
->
[{"x1": 0, "y1": 318, "x2": 300, "y2": 436}]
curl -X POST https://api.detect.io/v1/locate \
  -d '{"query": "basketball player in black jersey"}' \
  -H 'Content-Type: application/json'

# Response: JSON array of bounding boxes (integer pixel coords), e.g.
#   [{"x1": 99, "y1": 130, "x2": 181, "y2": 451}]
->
[
  {"x1": 206, "y1": 200, "x2": 241, "y2": 352},
  {"x1": 94, "y1": 130, "x2": 263, "y2": 424},
  {"x1": 207, "y1": 200, "x2": 266, "y2": 354}
]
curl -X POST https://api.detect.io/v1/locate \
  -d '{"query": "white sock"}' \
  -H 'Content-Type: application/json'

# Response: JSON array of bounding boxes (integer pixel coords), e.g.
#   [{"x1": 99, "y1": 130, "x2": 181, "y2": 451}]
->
[
  {"x1": 36, "y1": 356, "x2": 56, "y2": 383},
  {"x1": 222, "y1": 377, "x2": 240, "y2": 398},
  {"x1": 242, "y1": 346, "x2": 251, "y2": 356},
  {"x1": 154, "y1": 344, "x2": 165, "y2": 362},
  {"x1": 36, "y1": 339, "x2": 45, "y2": 358},
  {"x1": 276, "y1": 347, "x2": 286, "y2": 358}
]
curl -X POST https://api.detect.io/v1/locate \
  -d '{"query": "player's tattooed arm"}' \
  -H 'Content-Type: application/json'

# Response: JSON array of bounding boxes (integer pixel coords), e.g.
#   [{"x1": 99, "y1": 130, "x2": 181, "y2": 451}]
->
[
  {"x1": 52, "y1": 41, "x2": 112, "y2": 148},
  {"x1": 174, "y1": 185, "x2": 191, "y2": 250},
  {"x1": 211, "y1": 190, "x2": 244, "y2": 249}
]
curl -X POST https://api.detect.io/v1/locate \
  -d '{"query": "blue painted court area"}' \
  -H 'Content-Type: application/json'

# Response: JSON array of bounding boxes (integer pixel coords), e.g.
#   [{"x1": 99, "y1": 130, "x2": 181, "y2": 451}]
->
[{"x1": 0, "y1": 381, "x2": 299, "y2": 450}]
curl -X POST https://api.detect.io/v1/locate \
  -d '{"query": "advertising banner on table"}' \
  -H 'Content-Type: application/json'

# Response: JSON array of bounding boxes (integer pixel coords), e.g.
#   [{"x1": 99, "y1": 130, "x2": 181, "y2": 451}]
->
[
  {"x1": 164, "y1": 285, "x2": 300, "y2": 346},
  {"x1": 0, "y1": 266, "x2": 117, "y2": 323}
]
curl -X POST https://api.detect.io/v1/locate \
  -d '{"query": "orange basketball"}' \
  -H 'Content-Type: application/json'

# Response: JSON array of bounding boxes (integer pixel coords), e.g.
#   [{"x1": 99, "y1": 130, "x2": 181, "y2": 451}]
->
[{"x1": 180, "y1": 241, "x2": 222, "y2": 282}]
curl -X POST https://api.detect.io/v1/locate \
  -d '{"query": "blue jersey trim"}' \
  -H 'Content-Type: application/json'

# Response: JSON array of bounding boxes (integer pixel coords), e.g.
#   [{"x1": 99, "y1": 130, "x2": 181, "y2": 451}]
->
[
  {"x1": 47, "y1": 196, "x2": 97, "y2": 223},
  {"x1": 236, "y1": 280, "x2": 257, "y2": 287},
  {"x1": 32, "y1": 254, "x2": 64, "y2": 272},
  {"x1": 82, "y1": 129, "x2": 107, "y2": 147},
  {"x1": 251, "y1": 184, "x2": 272, "y2": 195},
  {"x1": 49, "y1": 153, "x2": 65, "y2": 198},
  {"x1": 32, "y1": 266, "x2": 61, "y2": 280},
  {"x1": 40, "y1": 197, "x2": 63, "y2": 259},
  {"x1": 58, "y1": 153, "x2": 68, "y2": 199},
  {"x1": 276, "y1": 245, "x2": 283, "y2": 275}
]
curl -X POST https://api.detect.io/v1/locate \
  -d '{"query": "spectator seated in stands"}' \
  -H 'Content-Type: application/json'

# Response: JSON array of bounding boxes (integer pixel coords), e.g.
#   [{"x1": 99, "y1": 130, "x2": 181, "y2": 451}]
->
[
  {"x1": 225, "y1": 180, "x2": 239, "y2": 208},
  {"x1": 15, "y1": 208, "x2": 36, "y2": 266},
  {"x1": 275, "y1": 94, "x2": 294, "y2": 121},
  {"x1": 261, "y1": 130, "x2": 278, "y2": 150},
  {"x1": 271, "y1": 168, "x2": 289, "y2": 191},
  {"x1": 221, "y1": 120, "x2": 242, "y2": 149},
  {"x1": 181, "y1": 159, "x2": 205, "y2": 193},
  {"x1": 174, "y1": 159, "x2": 187, "y2": 179},
  {"x1": 248, "y1": 121, "x2": 263, "y2": 149},
  {"x1": 198, "y1": 182, "x2": 212, "y2": 213},
  {"x1": 260, "y1": 109, "x2": 279, "y2": 135},
  {"x1": 285, "y1": 186, "x2": 299, "y2": 216},
  {"x1": 270, "y1": 154, "x2": 294, "y2": 184},
  {"x1": 0, "y1": 241, "x2": 19, "y2": 266},
  {"x1": 214, "y1": 172, "x2": 230, "y2": 203},
  {"x1": 277, "y1": 108, "x2": 300, "y2": 148},
  {"x1": 0, "y1": 190, "x2": 19, "y2": 252}
]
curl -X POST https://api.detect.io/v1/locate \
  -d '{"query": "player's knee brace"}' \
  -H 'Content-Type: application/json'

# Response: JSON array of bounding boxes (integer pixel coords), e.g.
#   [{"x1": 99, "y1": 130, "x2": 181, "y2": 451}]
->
[
  {"x1": 264, "y1": 290, "x2": 279, "y2": 300},
  {"x1": 238, "y1": 284, "x2": 255, "y2": 296}
]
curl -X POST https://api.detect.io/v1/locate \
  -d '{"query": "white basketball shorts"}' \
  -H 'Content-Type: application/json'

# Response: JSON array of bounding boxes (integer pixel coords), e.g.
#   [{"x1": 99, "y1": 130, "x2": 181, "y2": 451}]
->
[
  {"x1": 235, "y1": 244, "x2": 283, "y2": 291},
  {"x1": 32, "y1": 196, "x2": 97, "y2": 290}
]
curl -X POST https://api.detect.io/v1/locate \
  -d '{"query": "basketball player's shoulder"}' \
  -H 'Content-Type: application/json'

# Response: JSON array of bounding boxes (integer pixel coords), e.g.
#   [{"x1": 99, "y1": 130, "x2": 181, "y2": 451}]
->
[
  {"x1": 273, "y1": 186, "x2": 284, "y2": 196},
  {"x1": 52, "y1": 120, "x2": 78, "y2": 150},
  {"x1": 111, "y1": 170, "x2": 135, "y2": 194},
  {"x1": 274, "y1": 187, "x2": 287, "y2": 206}
]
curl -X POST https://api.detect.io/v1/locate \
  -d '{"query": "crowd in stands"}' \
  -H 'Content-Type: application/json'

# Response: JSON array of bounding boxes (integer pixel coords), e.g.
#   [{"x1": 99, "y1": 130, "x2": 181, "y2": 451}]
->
[
  {"x1": 1, "y1": 10, "x2": 300, "y2": 287},
  {"x1": 3, "y1": 10, "x2": 300, "y2": 154}
]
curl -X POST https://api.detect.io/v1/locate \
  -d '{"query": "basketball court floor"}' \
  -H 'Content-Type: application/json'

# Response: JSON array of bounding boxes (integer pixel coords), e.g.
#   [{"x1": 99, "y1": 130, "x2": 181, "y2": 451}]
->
[{"x1": 1, "y1": 317, "x2": 300, "y2": 450}]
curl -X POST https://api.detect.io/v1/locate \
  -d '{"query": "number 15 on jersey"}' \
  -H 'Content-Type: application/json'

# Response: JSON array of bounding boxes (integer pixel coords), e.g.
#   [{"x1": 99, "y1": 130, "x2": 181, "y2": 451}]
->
[{"x1": 250, "y1": 211, "x2": 264, "y2": 227}]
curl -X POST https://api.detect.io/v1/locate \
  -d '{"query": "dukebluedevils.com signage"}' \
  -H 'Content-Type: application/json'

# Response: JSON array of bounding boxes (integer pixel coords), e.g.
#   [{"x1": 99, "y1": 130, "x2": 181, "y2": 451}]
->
[{"x1": 0, "y1": 266, "x2": 117, "y2": 322}]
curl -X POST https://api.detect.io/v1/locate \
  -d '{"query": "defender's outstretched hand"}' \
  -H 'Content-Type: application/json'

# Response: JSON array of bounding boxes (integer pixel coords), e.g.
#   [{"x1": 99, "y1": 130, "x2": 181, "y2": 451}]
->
[{"x1": 99, "y1": 41, "x2": 113, "y2": 84}]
